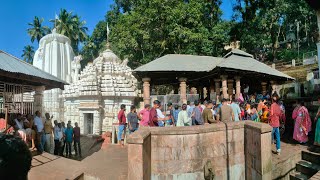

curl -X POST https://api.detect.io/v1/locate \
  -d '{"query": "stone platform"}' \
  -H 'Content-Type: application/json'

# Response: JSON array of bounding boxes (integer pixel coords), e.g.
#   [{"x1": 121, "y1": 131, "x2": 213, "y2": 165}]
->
[
  {"x1": 272, "y1": 142, "x2": 308, "y2": 180},
  {"x1": 28, "y1": 145, "x2": 128, "y2": 180}
]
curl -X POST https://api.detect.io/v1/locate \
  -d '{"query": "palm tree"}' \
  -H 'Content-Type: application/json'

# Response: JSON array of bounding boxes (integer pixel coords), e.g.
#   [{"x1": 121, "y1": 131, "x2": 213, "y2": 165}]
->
[
  {"x1": 21, "y1": 45, "x2": 35, "y2": 64},
  {"x1": 27, "y1": 16, "x2": 50, "y2": 43},
  {"x1": 51, "y1": 9, "x2": 88, "y2": 53}
]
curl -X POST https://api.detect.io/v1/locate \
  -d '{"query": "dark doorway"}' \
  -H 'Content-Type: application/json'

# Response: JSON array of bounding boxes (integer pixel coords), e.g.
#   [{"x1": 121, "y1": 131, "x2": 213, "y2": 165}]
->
[{"x1": 84, "y1": 113, "x2": 93, "y2": 134}]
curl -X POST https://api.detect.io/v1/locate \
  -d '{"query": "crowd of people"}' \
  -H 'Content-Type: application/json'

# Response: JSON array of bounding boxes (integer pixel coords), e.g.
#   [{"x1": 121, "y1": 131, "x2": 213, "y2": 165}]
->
[
  {"x1": 117, "y1": 92, "x2": 320, "y2": 155},
  {"x1": 0, "y1": 111, "x2": 81, "y2": 158}
]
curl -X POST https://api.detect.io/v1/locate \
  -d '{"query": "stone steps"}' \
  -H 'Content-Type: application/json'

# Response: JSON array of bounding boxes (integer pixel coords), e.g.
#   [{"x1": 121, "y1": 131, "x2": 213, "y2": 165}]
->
[
  {"x1": 290, "y1": 151, "x2": 320, "y2": 179},
  {"x1": 290, "y1": 171, "x2": 309, "y2": 180}
]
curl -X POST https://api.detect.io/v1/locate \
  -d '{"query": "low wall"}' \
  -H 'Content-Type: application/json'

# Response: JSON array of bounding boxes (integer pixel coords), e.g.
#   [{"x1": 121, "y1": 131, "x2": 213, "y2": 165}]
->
[{"x1": 127, "y1": 121, "x2": 272, "y2": 180}]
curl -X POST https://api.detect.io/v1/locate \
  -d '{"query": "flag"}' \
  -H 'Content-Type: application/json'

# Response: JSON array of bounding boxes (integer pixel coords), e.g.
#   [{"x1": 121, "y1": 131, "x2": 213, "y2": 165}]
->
[{"x1": 107, "y1": 22, "x2": 110, "y2": 36}]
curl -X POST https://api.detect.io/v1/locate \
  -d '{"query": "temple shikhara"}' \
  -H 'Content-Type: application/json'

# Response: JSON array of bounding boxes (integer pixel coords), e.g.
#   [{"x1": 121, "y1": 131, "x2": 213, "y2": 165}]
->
[
  {"x1": 63, "y1": 46, "x2": 138, "y2": 135},
  {"x1": 33, "y1": 28, "x2": 75, "y2": 121}
]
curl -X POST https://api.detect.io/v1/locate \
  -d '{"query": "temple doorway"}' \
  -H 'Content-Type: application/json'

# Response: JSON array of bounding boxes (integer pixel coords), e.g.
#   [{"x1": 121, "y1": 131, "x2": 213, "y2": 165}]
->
[{"x1": 84, "y1": 113, "x2": 93, "y2": 134}]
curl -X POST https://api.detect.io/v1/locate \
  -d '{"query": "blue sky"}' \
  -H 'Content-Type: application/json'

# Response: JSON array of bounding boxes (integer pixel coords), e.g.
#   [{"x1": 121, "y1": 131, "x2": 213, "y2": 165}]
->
[{"x1": 0, "y1": 0, "x2": 234, "y2": 58}]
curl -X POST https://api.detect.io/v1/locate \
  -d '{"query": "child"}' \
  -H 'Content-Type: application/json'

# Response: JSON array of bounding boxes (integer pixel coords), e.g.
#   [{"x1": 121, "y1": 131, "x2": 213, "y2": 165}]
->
[
  {"x1": 73, "y1": 122, "x2": 81, "y2": 157},
  {"x1": 127, "y1": 105, "x2": 139, "y2": 133},
  {"x1": 64, "y1": 124, "x2": 73, "y2": 158},
  {"x1": 138, "y1": 104, "x2": 150, "y2": 127},
  {"x1": 251, "y1": 104, "x2": 259, "y2": 122}
]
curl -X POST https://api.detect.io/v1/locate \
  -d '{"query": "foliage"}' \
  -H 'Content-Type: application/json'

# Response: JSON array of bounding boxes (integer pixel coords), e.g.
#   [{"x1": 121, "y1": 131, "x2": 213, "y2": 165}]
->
[
  {"x1": 50, "y1": 9, "x2": 88, "y2": 54},
  {"x1": 81, "y1": 0, "x2": 231, "y2": 69},
  {"x1": 27, "y1": 17, "x2": 50, "y2": 43},
  {"x1": 231, "y1": 0, "x2": 318, "y2": 61},
  {"x1": 21, "y1": 45, "x2": 35, "y2": 64}
]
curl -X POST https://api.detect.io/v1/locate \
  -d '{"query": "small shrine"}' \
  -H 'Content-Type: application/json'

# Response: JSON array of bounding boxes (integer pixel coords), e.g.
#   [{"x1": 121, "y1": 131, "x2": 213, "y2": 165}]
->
[{"x1": 63, "y1": 46, "x2": 138, "y2": 135}]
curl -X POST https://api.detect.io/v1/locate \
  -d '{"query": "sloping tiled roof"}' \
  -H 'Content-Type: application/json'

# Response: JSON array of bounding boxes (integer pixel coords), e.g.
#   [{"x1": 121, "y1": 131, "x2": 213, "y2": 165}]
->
[
  {"x1": 0, "y1": 50, "x2": 67, "y2": 87},
  {"x1": 218, "y1": 54, "x2": 293, "y2": 79},
  {"x1": 134, "y1": 54, "x2": 223, "y2": 72},
  {"x1": 134, "y1": 49, "x2": 294, "y2": 80}
]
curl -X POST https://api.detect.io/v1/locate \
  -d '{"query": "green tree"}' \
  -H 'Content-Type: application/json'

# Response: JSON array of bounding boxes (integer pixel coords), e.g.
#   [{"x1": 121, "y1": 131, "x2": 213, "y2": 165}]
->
[
  {"x1": 21, "y1": 45, "x2": 35, "y2": 64},
  {"x1": 231, "y1": 0, "x2": 318, "y2": 61},
  {"x1": 51, "y1": 9, "x2": 88, "y2": 53},
  {"x1": 82, "y1": 0, "x2": 229, "y2": 69},
  {"x1": 27, "y1": 16, "x2": 50, "y2": 43}
]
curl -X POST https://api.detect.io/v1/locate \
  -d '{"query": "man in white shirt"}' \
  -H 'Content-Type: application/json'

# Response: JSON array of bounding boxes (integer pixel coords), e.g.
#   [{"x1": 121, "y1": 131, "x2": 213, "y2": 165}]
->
[
  {"x1": 53, "y1": 120, "x2": 62, "y2": 155},
  {"x1": 34, "y1": 111, "x2": 45, "y2": 153},
  {"x1": 156, "y1": 105, "x2": 166, "y2": 127}
]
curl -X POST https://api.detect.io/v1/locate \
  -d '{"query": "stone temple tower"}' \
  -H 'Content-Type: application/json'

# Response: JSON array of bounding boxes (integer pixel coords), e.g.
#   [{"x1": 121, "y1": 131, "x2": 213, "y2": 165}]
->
[{"x1": 33, "y1": 28, "x2": 75, "y2": 121}]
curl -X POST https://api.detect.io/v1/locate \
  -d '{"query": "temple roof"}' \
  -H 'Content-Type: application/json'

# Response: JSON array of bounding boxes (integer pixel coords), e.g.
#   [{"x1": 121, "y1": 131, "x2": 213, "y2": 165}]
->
[
  {"x1": 135, "y1": 54, "x2": 223, "y2": 72},
  {"x1": 0, "y1": 50, "x2": 67, "y2": 89},
  {"x1": 134, "y1": 49, "x2": 294, "y2": 81}
]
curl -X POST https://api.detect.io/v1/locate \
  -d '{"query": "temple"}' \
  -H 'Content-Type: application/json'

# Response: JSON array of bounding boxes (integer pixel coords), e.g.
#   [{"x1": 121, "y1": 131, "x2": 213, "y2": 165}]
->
[
  {"x1": 33, "y1": 28, "x2": 74, "y2": 121},
  {"x1": 63, "y1": 45, "x2": 138, "y2": 135},
  {"x1": 134, "y1": 49, "x2": 294, "y2": 105}
]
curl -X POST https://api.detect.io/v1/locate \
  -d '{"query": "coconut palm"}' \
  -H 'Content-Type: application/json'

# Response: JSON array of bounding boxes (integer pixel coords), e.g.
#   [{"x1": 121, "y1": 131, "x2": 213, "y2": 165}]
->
[
  {"x1": 51, "y1": 9, "x2": 88, "y2": 53},
  {"x1": 21, "y1": 45, "x2": 35, "y2": 64},
  {"x1": 27, "y1": 16, "x2": 50, "y2": 43}
]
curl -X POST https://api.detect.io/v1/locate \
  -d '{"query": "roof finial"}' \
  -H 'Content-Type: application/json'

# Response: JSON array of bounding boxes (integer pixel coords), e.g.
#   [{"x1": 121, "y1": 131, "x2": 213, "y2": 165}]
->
[{"x1": 107, "y1": 22, "x2": 110, "y2": 46}]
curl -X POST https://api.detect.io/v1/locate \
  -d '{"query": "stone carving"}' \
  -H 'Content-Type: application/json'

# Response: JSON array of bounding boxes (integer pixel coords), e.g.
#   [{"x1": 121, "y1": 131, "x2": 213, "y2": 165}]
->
[{"x1": 63, "y1": 47, "x2": 138, "y2": 135}]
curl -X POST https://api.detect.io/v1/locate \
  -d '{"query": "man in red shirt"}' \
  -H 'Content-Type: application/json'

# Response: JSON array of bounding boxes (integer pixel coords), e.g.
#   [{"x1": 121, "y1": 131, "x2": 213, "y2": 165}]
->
[
  {"x1": 118, "y1": 104, "x2": 127, "y2": 146},
  {"x1": 269, "y1": 97, "x2": 282, "y2": 155},
  {"x1": 73, "y1": 122, "x2": 81, "y2": 157}
]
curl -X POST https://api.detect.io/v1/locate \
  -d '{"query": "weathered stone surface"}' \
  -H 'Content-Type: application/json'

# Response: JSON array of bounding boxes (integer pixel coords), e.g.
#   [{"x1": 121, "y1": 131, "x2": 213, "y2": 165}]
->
[{"x1": 128, "y1": 121, "x2": 272, "y2": 180}]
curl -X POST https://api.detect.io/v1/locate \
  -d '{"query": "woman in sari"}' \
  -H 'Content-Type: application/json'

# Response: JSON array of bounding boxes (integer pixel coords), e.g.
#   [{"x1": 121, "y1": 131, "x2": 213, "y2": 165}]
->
[
  {"x1": 314, "y1": 98, "x2": 320, "y2": 146},
  {"x1": 292, "y1": 101, "x2": 312, "y2": 143}
]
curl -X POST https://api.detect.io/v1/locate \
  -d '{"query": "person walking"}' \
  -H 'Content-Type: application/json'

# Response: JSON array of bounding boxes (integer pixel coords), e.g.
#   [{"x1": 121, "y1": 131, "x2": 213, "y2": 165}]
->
[
  {"x1": 59, "y1": 122, "x2": 66, "y2": 156},
  {"x1": 292, "y1": 101, "x2": 312, "y2": 144},
  {"x1": 192, "y1": 100, "x2": 204, "y2": 125},
  {"x1": 53, "y1": 120, "x2": 62, "y2": 155},
  {"x1": 149, "y1": 100, "x2": 168, "y2": 127},
  {"x1": 217, "y1": 98, "x2": 234, "y2": 122},
  {"x1": 177, "y1": 104, "x2": 189, "y2": 126},
  {"x1": 34, "y1": 111, "x2": 45, "y2": 154},
  {"x1": 73, "y1": 122, "x2": 81, "y2": 158},
  {"x1": 202, "y1": 100, "x2": 216, "y2": 124},
  {"x1": 269, "y1": 97, "x2": 282, "y2": 155},
  {"x1": 127, "y1": 105, "x2": 139, "y2": 133},
  {"x1": 230, "y1": 98, "x2": 241, "y2": 121},
  {"x1": 44, "y1": 113, "x2": 53, "y2": 153},
  {"x1": 172, "y1": 105, "x2": 180, "y2": 126},
  {"x1": 138, "y1": 104, "x2": 150, "y2": 127},
  {"x1": 64, "y1": 124, "x2": 73, "y2": 158},
  {"x1": 117, "y1": 104, "x2": 127, "y2": 147}
]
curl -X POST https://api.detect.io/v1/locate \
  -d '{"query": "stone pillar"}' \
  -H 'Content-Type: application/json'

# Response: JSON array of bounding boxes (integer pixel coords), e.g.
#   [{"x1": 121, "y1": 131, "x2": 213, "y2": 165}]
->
[
  {"x1": 210, "y1": 79, "x2": 215, "y2": 95},
  {"x1": 221, "y1": 75, "x2": 228, "y2": 99},
  {"x1": 261, "y1": 82, "x2": 267, "y2": 95},
  {"x1": 245, "y1": 121, "x2": 272, "y2": 179},
  {"x1": 142, "y1": 78, "x2": 151, "y2": 105},
  {"x1": 214, "y1": 79, "x2": 221, "y2": 96},
  {"x1": 235, "y1": 76, "x2": 241, "y2": 99},
  {"x1": 93, "y1": 110, "x2": 101, "y2": 135},
  {"x1": 33, "y1": 86, "x2": 45, "y2": 115},
  {"x1": 179, "y1": 78, "x2": 187, "y2": 104},
  {"x1": 227, "y1": 79, "x2": 234, "y2": 99}
]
